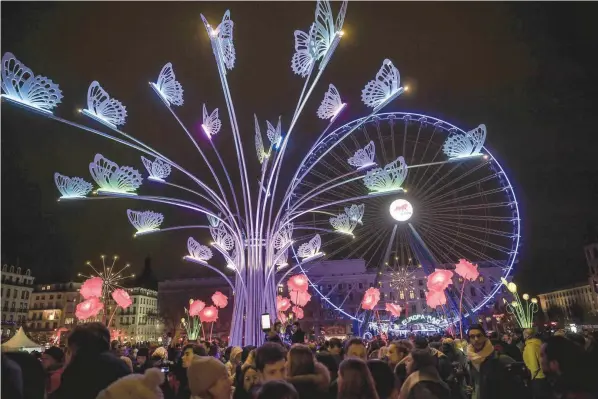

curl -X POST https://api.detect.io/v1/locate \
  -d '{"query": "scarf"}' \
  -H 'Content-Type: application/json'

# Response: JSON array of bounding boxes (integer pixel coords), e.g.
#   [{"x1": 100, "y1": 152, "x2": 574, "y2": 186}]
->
[{"x1": 467, "y1": 339, "x2": 494, "y2": 370}]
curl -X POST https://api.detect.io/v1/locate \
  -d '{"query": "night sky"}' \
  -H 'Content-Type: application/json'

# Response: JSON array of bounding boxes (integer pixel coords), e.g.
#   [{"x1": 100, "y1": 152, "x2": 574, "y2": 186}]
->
[{"x1": 2, "y1": 2, "x2": 597, "y2": 295}]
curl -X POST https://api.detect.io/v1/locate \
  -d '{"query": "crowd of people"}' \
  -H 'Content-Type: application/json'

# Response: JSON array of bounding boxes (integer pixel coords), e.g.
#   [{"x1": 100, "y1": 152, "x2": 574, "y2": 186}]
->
[{"x1": 1, "y1": 321, "x2": 597, "y2": 399}]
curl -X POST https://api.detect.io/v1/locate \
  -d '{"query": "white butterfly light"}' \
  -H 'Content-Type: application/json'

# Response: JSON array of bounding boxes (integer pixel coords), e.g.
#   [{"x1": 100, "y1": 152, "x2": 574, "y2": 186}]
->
[
  {"x1": 345, "y1": 204, "x2": 365, "y2": 225},
  {"x1": 329, "y1": 213, "x2": 356, "y2": 236},
  {"x1": 1, "y1": 52, "x2": 63, "y2": 113},
  {"x1": 210, "y1": 225, "x2": 235, "y2": 251},
  {"x1": 202, "y1": 104, "x2": 222, "y2": 138},
  {"x1": 291, "y1": 24, "x2": 317, "y2": 78},
  {"x1": 254, "y1": 114, "x2": 268, "y2": 164},
  {"x1": 203, "y1": 11, "x2": 235, "y2": 71},
  {"x1": 82, "y1": 81, "x2": 127, "y2": 128},
  {"x1": 361, "y1": 59, "x2": 403, "y2": 111},
  {"x1": 207, "y1": 213, "x2": 221, "y2": 228},
  {"x1": 275, "y1": 248, "x2": 289, "y2": 270},
  {"x1": 266, "y1": 117, "x2": 282, "y2": 149},
  {"x1": 443, "y1": 124, "x2": 487, "y2": 159},
  {"x1": 317, "y1": 84, "x2": 346, "y2": 121},
  {"x1": 347, "y1": 141, "x2": 376, "y2": 170},
  {"x1": 313, "y1": 0, "x2": 347, "y2": 63},
  {"x1": 363, "y1": 156, "x2": 408, "y2": 194},
  {"x1": 226, "y1": 247, "x2": 239, "y2": 270},
  {"x1": 89, "y1": 154, "x2": 143, "y2": 195},
  {"x1": 54, "y1": 173, "x2": 93, "y2": 199},
  {"x1": 273, "y1": 223, "x2": 293, "y2": 250},
  {"x1": 185, "y1": 237, "x2": 213, "y2": 266},
  {"x1": 150, "y1": 62, "x2": 183, "y2": 106},
  {"x1": 297, "y1": 234, "x2": 324, "y2": 262},
  {"x1": 127, "y1": 209, "x2": 164, "y2": 235},
  {"x1": 141, "y1": 156, "x2": 171, "y2": 182}
]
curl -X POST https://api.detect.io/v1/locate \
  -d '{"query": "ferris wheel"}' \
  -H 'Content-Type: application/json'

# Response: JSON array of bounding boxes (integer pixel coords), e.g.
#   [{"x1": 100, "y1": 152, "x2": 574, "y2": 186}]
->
[{"x1": 288, "y1": 112, "x2": 520, "y2": 325}]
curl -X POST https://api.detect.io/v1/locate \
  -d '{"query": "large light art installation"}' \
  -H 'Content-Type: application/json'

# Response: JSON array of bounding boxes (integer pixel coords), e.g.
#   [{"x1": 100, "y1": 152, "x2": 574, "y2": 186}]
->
[
  {"x1": 500, "y1": 278, "x2": 538, "y2": 329},
  {"x1": 1, "y1": 0, "x2": 522, "y2": 344}
]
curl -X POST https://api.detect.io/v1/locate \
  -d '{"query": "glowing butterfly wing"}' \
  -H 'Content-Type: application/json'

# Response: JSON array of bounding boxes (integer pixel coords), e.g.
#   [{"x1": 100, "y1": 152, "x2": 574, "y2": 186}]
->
[
  {"x1": 127, "y1": 209, "x2": 164, "y2": 232},
  {"x1": 345, "y1": 204, "x2": 365, "y2": 224},
  {"x1": 291, "y1": 27, "x2": 316, "y2": 77},
  {"x1": 330, "y1": 213, "x2": 353, "y2": 234},
  {"x1": 273, "y1": 223, "x2": 293, "y2": 250},
  {"x1": 207, "y1": 214, "x2": 221, "y2": 228},
  {"x1": 217, "y1": 11, "x2": 235, "y2": 70},
  {"x1": 385, "y1": 156, "x2": 408, "y2": 188},
  {"x1": 361, "y1": 59, "x2": 400, "y2": 109},
  {"x1": 89, "y1": 154, "x2": 119, "y2": 190},
  {"x1": 187, "y1": 237, "x2": 213, "y2": 261},
  {"x1": 54, "y1": 173, "x2": 93, "y2": 198},
  {"x1": 313, "y1": 0, "x2": 335, "y2": 59},
  {"x1": 335, "y1": 1, "x2": 348, "y2": 33},
  {"x1": 298, "y1": 234, "x2": 322, "y2": 258},
  {"x1": 254, "y1": 114, "x2": 266, "y2": 164},
  {"x1": 141, "y1": 156, "x2": 171, "y2": 180},
  {"x1": 89, "y1": 154, "x2": 142, "y2": 193},
  {"x1": 202, "y1": 104, "x2": 222, "y2": 136},
  {"x1": 86, "y1": 81, "x2": 127, "y2": 126},
  {"x1": 211, "y1": 225, "x2": 235, "y2": 251},
  {"x1": 266, "y1": 118, "x2": 282, "y2": 148},
  {"x1": 1, "y1": 52, "x2": 63, "y2": 111},
  {"x1": 317, "y1": 84, "x2": 343, "y2": 120},
  {"x1": 155, "y1": 62, "x2": 184, "y2": 106},
  {"x1": 347, "y1": 141, "x2": 375, "y2": 168},
  {"x1": 442, "y1": 133, "x2": 474, "y2": 158},
  {"x1": 468, "y1": 124, "x2": 486, "y2": 154}
]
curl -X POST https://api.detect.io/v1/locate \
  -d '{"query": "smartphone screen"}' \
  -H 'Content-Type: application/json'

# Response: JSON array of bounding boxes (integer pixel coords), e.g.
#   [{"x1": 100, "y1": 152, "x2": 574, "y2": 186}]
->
[{"x1": 261, "y1": 314, "x2": 271, "y2": 331}]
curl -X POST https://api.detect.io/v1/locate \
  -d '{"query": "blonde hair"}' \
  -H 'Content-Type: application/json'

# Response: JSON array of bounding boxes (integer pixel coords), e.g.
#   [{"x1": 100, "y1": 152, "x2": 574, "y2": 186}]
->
[{"x1": 120, "y1": 356, "x2": 133, "y2": 372}]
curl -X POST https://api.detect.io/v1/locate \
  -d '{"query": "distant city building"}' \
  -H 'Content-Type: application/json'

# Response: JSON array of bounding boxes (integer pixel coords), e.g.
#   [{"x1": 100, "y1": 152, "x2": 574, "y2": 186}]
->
[
  {"x1": 27, "y1": 282, "x2": 82, "y2": 343},
  {"x1": 585, "y1": 241, "x2": 598, "y2": 295},
  {"x1": 1, "y1": 264, "x2": 34, "y2": 338}
]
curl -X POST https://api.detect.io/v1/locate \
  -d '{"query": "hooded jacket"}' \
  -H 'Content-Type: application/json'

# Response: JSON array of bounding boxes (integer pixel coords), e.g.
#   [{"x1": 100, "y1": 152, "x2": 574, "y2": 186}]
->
[
  {"x1": 523, "y1": 338, "x2": 545, "y2": 379},
  {"x1": 287, "y1": 362, "x2": 331, "y2": 399}
]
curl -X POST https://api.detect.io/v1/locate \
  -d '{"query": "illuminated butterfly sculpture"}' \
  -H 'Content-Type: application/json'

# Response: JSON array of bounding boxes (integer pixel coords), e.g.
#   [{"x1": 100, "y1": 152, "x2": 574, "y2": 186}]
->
[{"x1": 1, "y1": 0, "x2": 491, "y2": 346}]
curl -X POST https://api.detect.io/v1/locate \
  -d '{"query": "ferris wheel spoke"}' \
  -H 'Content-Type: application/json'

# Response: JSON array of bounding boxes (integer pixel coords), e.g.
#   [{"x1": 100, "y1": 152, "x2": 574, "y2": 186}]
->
[
  {"x1": 411, "y1": 224, "x2": 457, "y2": 264},
  {"x1": 418, "y1": 216, "x2": 515, "y2": 238},
  {"x1": 426, "y1": 213, "x2": 515, "y2": 223},
  {"x1": 331, "y1": 224, "x2": 387, "y2": 259},
  {"x1": 410, "y1": 120, "x2": 426, "y2": 166},
  {"x1": 410, "y1": 126, "x2": 441, "y2": 191},
  {"x1": 423, "y1": 186, "x2": 507, "y2": 209},
  {"x1": 425, "y1": 201, "x2": 513, "y2": 213},
  {"x1": 348, "y1": 225, "x2": 392, "y2": 262},
  {"x1": 422, "y1": 174, "x2": 499, "y2": 206},
  {"x1": 418, "y1": 161, "x2": 490, "y2": 203}
]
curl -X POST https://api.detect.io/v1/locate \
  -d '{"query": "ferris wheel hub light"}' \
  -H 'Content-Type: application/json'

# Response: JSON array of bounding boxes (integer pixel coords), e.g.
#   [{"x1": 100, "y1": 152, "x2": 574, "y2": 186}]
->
[{"x1": 389, "y1": 199, "x2": 413, "y2": 222}]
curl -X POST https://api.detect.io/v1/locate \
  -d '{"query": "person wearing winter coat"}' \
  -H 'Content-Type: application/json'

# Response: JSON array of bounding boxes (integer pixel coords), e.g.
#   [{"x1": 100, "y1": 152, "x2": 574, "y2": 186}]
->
[
  {"x1": 285, "y1": 344, "x2": 331, "y2": 399},
  {"x1": 523, "y1": 329, "x2": 550, "y2": 399},
  {"x1": 398, "y1": 349, "x2": 450, "y2": 399}
]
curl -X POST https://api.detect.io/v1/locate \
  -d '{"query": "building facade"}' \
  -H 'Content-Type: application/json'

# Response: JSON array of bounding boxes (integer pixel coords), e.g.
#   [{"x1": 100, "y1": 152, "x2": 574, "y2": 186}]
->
[
  {"x1": 1, "y1": 264, "x2": 34, "y2": 338},
  {"x1": 114, "y1": 287, "x2": 162, "y2": 343},
  {"x1": 27, "y1": 282, "x2": 82, "y2": 343}
]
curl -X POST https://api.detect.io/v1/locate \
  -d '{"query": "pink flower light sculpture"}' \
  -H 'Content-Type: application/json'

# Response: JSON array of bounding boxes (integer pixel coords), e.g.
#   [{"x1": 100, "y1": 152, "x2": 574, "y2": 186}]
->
[
  {"x1": 455, "y1": 259, "x2": 479, "y2": 281},
  {"x1": 211, "y1": 291, "x2": 229, "y2": 308},
  {"x1": 287, "y1": 274, "x2": 309, "y2": 293},
  {"x1": 290, "y1": 290, "x2": 311, "y2": 307},
  {"x1": 80, "y1": 277, "x2": 103, "y2": 299},
  {"x1": 426, "y1": 269, "x2": 454, "y2": 292},
  {"x1": 292, "y1": 306, "x2": 304, "y2": 320},
  {"x1": 385, "y1": 303, "x2": 402, "y2": 317},
  {"x1": 426, "y1": 290, "x2": 447, "y2": 308},
  {"x1": 75, "y1": 297, "x2": 104, "y2": 320},
  {"x1": 189, "y1": 300, "x2": 206, "y2": 317},
  {"x1": 199, "y1": 306, "x2": 219, "y2": 323},
  {"x1": 276, "y1": 296, "x2": 291, "y2": 312},
  {"x1": 111, "y1": 289, "x2": 132, "y2": 309},
  {"x1": 361, "y1": 287, "x2": 381, "y2": 310}
]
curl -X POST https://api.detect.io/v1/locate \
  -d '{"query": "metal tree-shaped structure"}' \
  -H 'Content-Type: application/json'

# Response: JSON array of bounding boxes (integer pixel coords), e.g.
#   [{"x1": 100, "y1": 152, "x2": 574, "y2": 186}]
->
[{"x1": 1, "y1": 1, "x2": 515, "y2": 344}]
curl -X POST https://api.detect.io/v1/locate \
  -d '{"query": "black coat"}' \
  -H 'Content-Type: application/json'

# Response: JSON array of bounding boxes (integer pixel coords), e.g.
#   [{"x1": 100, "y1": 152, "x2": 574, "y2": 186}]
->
[{"x1": 50, "y1": 351, "x2": 130, "y2": 399}]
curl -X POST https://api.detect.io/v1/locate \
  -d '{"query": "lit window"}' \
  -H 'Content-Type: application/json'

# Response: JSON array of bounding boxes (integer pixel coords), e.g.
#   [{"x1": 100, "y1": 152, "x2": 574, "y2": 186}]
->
[
  {"x1": 400, "y1": 291, "x2": 405, "y2": 300},
  {"x1": 409, "y1": 291, "x2": 415, "y2": 299}
]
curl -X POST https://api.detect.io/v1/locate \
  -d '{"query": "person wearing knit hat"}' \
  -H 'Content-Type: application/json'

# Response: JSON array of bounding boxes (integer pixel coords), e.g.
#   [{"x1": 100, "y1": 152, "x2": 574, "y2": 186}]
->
[
  {"x1": 96, "y1": 367, "x2": 165, "y2": 399},
  {"x1": 187, "y1": 355, "x2": 232, "y2": 399}
]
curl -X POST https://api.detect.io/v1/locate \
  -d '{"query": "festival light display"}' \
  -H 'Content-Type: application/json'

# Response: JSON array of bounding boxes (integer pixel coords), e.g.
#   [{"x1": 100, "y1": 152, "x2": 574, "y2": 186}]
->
[
  {"x1": 501, "y1": 278, "x2": 538, "y2": 329},
  {"x1": 1, "y1": 0, "x2": 523, "y2": 345}
]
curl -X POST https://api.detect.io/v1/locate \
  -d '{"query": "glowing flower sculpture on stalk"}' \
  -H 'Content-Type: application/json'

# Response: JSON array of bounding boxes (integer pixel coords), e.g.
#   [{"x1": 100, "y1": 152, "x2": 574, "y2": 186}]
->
[
  {"x1": 426, "y1": 290, "x2": 447, "y2": 308},
  {"x1": 111, "y1": 289, "x2": 133, "y2": 309},
  {"x1": 76, "y1": 297, "x2": 104, "y2": 320},
  {"x1": 277, "y1": 296, "x2": 292, "y2": 312},
  {"x1": 426, "y1": 269, "x2": 454, "y2": 292},
  {"x1": 290, "y1": 290, "x2": 311, "y2": 307},
  {"x1": 385, "y1": 303, "x2": 402, "y2": 317},
  {"x1": 212, "y1": 291, "x2": 229, "y2": 308},
  {"x1": 287, "y1": 274, "x2": 309, "y2": 293},
  {"x1": 80, "y1": 277, "x2": 103, "y2": 299},
  {"x1": 189, "y1": 300, "x2": 206, "y2": 317},
  {"x1": 361, "y1": 287, "x2": 381, "y2": 310},
  {"x1": 200, "y1": 306, "x2": 219, "y2": 323},
  {"x1": 292, "y1": 306, "x2": 304, "y2": 320},
  {"x1": 454, "y1": 259, "x2": 478, "y2": 338}
]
